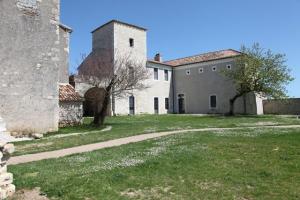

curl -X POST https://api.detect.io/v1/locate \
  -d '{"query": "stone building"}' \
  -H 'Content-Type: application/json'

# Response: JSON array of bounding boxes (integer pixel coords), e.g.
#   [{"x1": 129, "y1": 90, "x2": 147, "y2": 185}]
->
[
  {"x1": 77, "y1": 20, "x2": 263, "y2": 116},
  {"x1": 0, "y1": 0, "x2": 82, "y2": 135},
  {"x1": 59, "y1": 84, "x2": 83, "y2": 127}
]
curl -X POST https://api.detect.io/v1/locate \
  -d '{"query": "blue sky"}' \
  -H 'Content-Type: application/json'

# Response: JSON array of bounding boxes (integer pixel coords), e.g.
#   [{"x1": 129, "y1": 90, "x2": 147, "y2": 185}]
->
[{"x1": 61, "y1": 0, "x2": 300, "y2": 97}]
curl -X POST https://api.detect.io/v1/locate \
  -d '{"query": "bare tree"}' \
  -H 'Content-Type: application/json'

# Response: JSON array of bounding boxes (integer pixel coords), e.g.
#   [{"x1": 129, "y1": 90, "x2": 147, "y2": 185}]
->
[{"x1": 78, "y1": 50, "x2": 149, "y2": 126}]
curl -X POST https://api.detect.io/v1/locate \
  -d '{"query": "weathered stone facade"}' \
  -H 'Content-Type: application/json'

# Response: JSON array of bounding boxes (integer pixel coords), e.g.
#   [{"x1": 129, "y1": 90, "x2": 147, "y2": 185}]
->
[
  {"x1": 0, "y1": 0, "x2": 61, "y2": 134},
  {"x1": 59, "y1": 84, "x2": 83, "y2": 127},
  {"x1": 0, "y1": 0, "x2": 80, "y2": 135},
  {"x1": 59, "y1": 101, "x2": 83, "y2": 127}
]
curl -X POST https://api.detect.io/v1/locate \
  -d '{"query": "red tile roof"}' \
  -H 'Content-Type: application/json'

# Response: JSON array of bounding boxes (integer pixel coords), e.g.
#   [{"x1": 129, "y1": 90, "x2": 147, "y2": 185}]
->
[
  {"x1": 164, "y1": 49, "x2": 241, "y2": 67},
  {"x1": 59, "y1": 84, "x2": 83, "y2": 102},
  {"x1": 147, "y1": 60, "x2": 174, "y2": 67}
]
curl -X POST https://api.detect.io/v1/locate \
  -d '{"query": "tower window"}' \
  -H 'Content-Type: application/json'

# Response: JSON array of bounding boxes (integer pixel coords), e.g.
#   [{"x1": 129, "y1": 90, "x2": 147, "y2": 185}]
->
[{"x1": 129, "y1": 38, "x2": 134, "y2": 47}]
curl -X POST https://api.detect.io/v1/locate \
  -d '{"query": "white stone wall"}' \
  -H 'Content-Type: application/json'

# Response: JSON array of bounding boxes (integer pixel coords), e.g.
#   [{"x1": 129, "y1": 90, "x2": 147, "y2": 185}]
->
[
  {"x1": 114, "y1": 63, "x2": 173, "y2": 115},
  {"x1": 0, "y1": 0, "x2": 61, "y2": 134},
  {"x1": 113, "y1": 23, "x2": 147, "y2": 63},
  {"x1": 173, "y1": 58, "x2": 260, "y2": 114},
  {"x1": 111, "y1": 22, "x2": 173, "y2": 115},
  {"x1": 59, "y1": 101, "x2": 83, "y2": 127}
]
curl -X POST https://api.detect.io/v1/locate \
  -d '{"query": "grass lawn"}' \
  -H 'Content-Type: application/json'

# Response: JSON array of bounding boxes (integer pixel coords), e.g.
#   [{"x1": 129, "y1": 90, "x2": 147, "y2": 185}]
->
[
  {"x1": 10, "y1": 127, "x2": 300, "y2": 199},
  {"x1": 12, "y1": 115, "x2": 300, "y2": 156}
]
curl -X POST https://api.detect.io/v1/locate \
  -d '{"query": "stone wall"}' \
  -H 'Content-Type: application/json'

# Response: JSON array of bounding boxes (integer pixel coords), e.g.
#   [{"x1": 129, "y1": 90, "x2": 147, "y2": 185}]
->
[
  {"x1": 0, "y1": 0, "x2": 61, "y2": 134},
  {"x1": 263, "y1": 98, "x2": 300, "y2": 115},
  {"x1": 173, "y1": 58, "x2": 262, "y2": 115},
  {"x1": 0, "y1": 117, "x2": 15, "y2": 199},
  {"x1": 0, "y1": 142, "x2": 15, "y2": 199},
  {"x1": 59, "y1": 25, "x2": 71, "y2": 83},
  {"x1": 59, "y1": 101, "x2": 83, "y2": 127}
]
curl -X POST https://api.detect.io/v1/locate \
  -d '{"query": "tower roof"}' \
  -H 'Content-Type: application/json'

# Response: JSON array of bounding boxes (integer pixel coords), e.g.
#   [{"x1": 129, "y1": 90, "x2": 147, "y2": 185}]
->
[{"x1": 91, "y1": 20, "x2": 147, "y2": 33}]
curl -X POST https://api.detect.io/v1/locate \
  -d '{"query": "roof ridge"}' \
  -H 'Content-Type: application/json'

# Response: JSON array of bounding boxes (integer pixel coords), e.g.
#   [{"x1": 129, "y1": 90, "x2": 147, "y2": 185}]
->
[
  {"x1": 91, "y1": 19, "x2": 147, "y2": 33},
  {"x1": 164, "y1": 49, "x2": 239, "y2": 63}
]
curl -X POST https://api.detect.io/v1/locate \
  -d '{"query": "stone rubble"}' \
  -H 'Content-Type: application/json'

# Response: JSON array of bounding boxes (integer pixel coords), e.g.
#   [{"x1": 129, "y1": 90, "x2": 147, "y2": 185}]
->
[
  {"x1": 0, "y1": 141, "x2": 15, "y2": 199},
  {"x1": 0, "y1": 118, "x2": 16, "y2": 199}
]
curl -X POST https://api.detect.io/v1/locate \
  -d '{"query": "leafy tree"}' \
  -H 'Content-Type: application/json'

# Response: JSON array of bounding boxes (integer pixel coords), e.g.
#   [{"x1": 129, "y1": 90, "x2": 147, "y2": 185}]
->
[{"x1": 223, "y1": 43, "x2": 294, "y2": 115}]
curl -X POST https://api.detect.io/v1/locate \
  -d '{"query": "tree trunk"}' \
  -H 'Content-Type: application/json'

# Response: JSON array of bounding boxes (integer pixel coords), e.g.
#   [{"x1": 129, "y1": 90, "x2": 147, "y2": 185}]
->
[
  {"x1": 228, "y1": 93, "x2": 244, "y2": 116},
  {"x1": 93, "y1": 93, "x2": 110, "y2": 126},
  {"x1": 92, "y1": 79, "x2": 115, "y2": 126},
  {"x1": 229, "y1": 99, "x2": 235, "y2": 116}
]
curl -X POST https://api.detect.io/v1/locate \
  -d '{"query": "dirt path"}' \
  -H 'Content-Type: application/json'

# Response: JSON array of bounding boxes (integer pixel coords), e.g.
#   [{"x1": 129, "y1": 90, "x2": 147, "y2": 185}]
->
[{"x1": 8, "y1": 125, "x2": 300, "y2": 165}]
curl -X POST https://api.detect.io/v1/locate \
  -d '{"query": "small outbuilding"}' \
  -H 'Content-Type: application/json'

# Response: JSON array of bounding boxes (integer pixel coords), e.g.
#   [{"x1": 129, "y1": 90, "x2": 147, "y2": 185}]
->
[{"x1": 59, "y1": 84, "x2": 84, "y2": 127}]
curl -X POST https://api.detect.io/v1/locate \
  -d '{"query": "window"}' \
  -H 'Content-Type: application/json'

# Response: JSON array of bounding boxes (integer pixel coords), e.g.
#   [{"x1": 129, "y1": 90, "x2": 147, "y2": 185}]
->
[
  {"x1": 165, "y1": 98, "x2": 169, "y2": 110},
  {"x1": 178, "y1": 94, "x2": 185, "y2": 114},
  {"x1": 164, "y1": 70, "x2": 169, "y2": 81},
  {"x1": 154, "y1": 68, "x2": 158, "y2": 80},
  {"x1": 227, "y1": 64, "x2": 232, "y2": 70},
  {"x1": 186, "y1": 69, "x2": 191, "y2": 75},
  {"x1": 129, "y1": 96, "x2": 135, "y2": 115},
  {"x1": 199, "y1": 68, "x2": 204, "y2": 73},
  {"x1": 212, "y1": 66, "x2": 217, "y2": 72},
  {"x1": 129, "y1": 38, "x2": 134, "y2": 47},
  {"x1": 210, "y1": 95, "x2": 217, "y2": 109},
  {"x1": 154, "y1": 97, "x2": 159, "y2": 114}
]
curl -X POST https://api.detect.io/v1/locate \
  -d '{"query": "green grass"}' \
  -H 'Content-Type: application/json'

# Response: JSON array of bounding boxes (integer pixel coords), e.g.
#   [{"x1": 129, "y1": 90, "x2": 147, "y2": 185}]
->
[
  {"x1": 12, "y1": 115, "x2": 300, "y2": 156},
  {"x1": 10, "y1": 127, "x2": 300, "y2": 199}
]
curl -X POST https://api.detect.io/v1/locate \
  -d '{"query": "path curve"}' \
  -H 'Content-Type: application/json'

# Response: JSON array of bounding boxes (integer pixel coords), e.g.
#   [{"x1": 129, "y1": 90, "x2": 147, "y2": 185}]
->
[{"x1": 8, "y1": 125, "x2": 300, "y2": 165}]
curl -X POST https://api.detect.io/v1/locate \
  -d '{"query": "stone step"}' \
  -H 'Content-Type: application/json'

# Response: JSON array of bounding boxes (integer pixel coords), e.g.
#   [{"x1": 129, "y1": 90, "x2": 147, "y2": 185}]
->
[{"x1": 0, "y1": 132, "x2": 32, "y2": 143}]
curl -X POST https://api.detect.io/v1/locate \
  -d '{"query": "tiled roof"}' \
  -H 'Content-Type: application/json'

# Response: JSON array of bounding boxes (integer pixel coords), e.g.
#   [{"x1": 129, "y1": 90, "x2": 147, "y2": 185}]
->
[
  {"x1": 147, "y1": 60, "x2": 174, "y2": 67},
  {"x1": 59, "y1": 84, "x2": 83, "y2": 102},
  {"x1": 164, "y1": 49, "x2": 241, "y2": 67}
]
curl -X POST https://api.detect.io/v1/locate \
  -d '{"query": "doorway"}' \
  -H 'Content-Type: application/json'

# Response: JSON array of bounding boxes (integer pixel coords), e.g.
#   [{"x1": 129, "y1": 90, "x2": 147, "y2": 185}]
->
[
  {"x1": 178, "y1": 94, "x2": 185, "y2": 114},
  {"x1": 154, "y1": 97, "x2": 159, "y2": 114},
  {"x1": 129, "y1": 96, "x2": 135, "y2": 115}
]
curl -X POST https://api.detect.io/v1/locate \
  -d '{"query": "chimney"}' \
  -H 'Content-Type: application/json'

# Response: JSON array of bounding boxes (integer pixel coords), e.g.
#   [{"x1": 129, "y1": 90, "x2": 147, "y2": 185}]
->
[{"x1": 154, "y1": 53, "x2": 162, "y2": 62}]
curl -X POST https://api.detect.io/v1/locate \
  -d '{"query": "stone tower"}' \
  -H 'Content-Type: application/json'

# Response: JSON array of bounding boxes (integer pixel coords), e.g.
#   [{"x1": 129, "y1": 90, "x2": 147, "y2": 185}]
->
[{"x1": 91, "y1": 20, "x2": 147, "y2": 65}]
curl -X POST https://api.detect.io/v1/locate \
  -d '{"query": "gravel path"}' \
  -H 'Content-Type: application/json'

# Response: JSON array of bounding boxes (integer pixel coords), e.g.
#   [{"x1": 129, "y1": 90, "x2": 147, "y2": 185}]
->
[{"x1": 8, "y1": 125, "x2": 300, "y2": 165}]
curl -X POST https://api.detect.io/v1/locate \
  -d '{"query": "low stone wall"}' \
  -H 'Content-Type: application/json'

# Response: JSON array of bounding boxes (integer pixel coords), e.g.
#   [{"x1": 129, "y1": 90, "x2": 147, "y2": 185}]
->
[
  {"x1": 59, "y1": 101, "x2": 83, "y2": 127},
  {"x1": 0, "y1": 142, "x2": 15, "y2": 199},
  {"x1": 263, "y1": 98, "x2": 300, "y2": 115}
]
